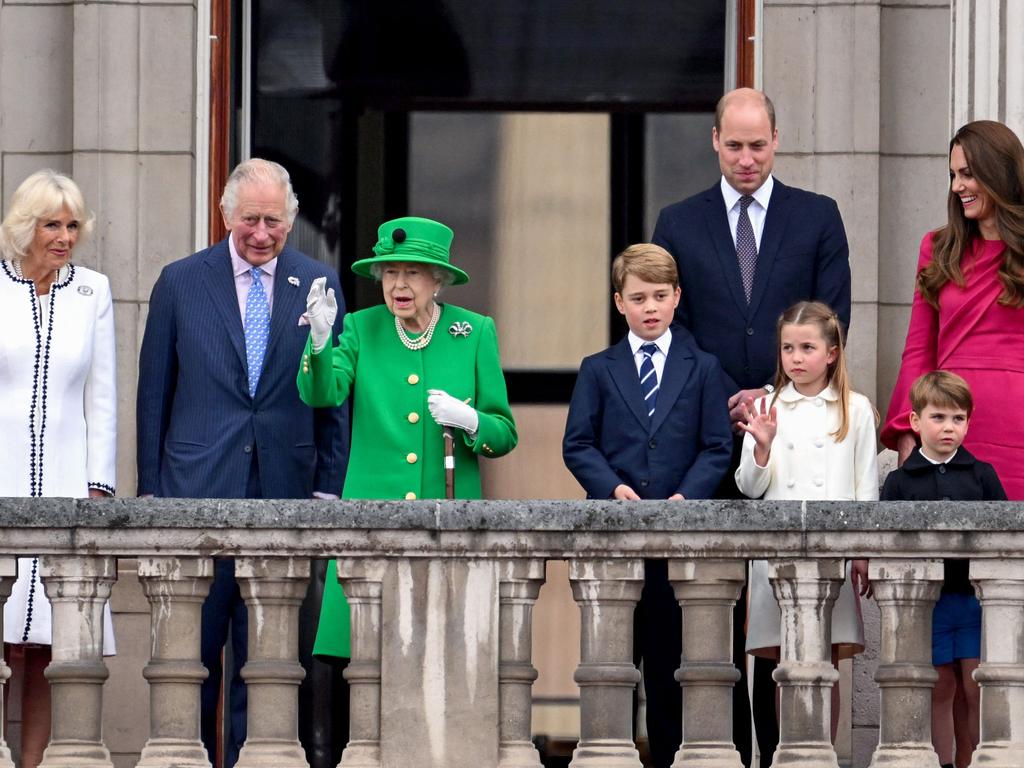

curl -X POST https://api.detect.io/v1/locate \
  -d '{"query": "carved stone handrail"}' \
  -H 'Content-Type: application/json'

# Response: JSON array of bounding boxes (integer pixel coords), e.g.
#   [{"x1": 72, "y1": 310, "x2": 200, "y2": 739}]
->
[{"x1": 0, "y1": 498, "x2": 1021, "y2": 768}]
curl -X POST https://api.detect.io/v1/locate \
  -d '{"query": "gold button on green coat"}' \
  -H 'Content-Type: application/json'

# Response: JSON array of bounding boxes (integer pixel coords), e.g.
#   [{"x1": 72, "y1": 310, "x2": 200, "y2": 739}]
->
[{"x1": 297, "y1": 303, "x2": 517, "y2": 659}]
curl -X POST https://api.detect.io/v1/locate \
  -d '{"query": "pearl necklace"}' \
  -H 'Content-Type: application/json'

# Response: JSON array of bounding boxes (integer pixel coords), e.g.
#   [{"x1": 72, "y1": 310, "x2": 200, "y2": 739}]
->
[
  {"x1": 395, "y1": 303, "x2": 441, "y2": 351},
  {"x1": 12, "y1": 259, "x2": 59, "y2": 288}
]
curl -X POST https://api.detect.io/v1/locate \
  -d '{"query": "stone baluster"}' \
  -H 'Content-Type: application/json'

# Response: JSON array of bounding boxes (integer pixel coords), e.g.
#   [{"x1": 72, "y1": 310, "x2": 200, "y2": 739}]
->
[
  {"x1": 38, "y1": 554, "x2": 117, "y2": 768},
  {"x1": 0, "y1": 558, "x2": 17, "y2": 768},
  {"x1": 568, "y1": 559, "x2": 644, "y2": 768},
  {"x1": 335, "y1": 557, "x2": 387, "y2": 768},
  {"x1": 667, "y1": 559, "x2": 745, "y2": 768},
  {"x1": 971, "y1": 559, "x2": 1024, "y2": 767},
  {"x1": 768, "y1": 558, "x2": 845, "y2": 768},
  {"x1": 234, "y1": 557, "x2": 310, "y2": 768},
  {"x1": 497, "y1": 559, "x2": 546, "y2": 768},
  {"x1": 136, "y1": 557, "x2": 215, "y2": 768},
  {"x1": 868, "y1": 559, "x2": 943, "y2": 768}
]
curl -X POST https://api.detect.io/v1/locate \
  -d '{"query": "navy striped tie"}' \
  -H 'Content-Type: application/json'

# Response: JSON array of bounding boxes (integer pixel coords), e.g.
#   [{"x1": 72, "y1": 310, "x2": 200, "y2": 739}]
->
[{"x1": 639, "y1": 342, "x2": 659, "y2": 417}]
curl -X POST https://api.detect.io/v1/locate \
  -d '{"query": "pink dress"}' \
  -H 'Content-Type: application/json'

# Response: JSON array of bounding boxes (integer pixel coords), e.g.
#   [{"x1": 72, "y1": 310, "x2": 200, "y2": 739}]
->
[{"x1": 882, "y1": 233, "x2": 1024, "y2": 499}]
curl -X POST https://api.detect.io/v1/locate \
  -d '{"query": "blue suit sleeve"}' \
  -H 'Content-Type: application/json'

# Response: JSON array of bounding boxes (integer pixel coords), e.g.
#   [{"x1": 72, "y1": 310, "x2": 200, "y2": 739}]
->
[
  {"x1": 312, "y1": 271, "x2": 349, "y2": 496},
  {"x1": 136, "y1": 269, "x2": 178, "y2": 496},
  {"x1": 676, "y1": 359, "x2": 733, "y2": 499},
  {"x1": 813, "y1": 198, "x2": 852, "y2": 333},
  {"x1": 562, "y1": 359, "x2": 624, "y2": 499}
]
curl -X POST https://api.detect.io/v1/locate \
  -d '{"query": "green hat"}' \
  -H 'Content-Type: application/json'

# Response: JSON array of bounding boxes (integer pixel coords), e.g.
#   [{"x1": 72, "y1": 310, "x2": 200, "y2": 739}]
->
[{"x1": 351, "y1": 216, "x2": 469, "y2": 285}]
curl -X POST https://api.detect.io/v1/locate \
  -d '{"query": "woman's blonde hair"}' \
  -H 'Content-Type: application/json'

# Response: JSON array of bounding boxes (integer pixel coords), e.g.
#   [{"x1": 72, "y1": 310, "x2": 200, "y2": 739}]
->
[
  {"x1": 0, "y1": 170, "x2": 94, "y2": 260},
  {"x1": 771, "y1": 301, "x2": 853, "y2": 441}
]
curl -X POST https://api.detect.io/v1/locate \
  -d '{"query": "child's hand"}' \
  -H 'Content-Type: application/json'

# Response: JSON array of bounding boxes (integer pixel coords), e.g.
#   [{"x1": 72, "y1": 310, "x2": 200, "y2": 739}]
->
[
  {"x1": 851, "y1": 559, "x2": 872, "y2": 599},
  {"x1": 738, "y1": 397, "x2": 777, "y2": 461},
  {"x1": 668, "y1": 493, "x2": 685, "y2": 500},
  {"x1": 613, "y1": 484, "x2": 641, "y2": 500}
]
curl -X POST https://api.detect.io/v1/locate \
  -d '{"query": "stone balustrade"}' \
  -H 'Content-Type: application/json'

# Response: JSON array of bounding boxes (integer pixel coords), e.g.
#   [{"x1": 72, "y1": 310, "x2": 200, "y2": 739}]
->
[{"x1": 0, "y1": 497, "x2": 1022, "y2": 768}]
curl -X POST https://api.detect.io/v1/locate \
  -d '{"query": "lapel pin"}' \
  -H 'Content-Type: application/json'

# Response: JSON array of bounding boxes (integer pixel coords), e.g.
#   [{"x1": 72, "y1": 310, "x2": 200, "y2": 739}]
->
[
  {"x1": 77, "y1": 285, "x2": 93, "y2": 296},
  {"x1": 448, "y1": 321, "x2": 472, "y2": 338},
  {"x1": 287, "y1": 276, "x2": 300, "y2": 287}
]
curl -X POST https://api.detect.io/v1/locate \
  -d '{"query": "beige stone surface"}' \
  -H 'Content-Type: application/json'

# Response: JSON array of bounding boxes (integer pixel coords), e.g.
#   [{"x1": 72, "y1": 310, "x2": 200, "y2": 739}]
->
[
  {"x1": 847, "y1": 302, "x2": 879, "y2": 404},
  {"x1": 2, "y1": 154, "x2": 73, "y2": 208},
  {"x1": 0, "y1": 5, "x2": 73, "y2": 153},
  {"x1": 138, "y1": 153, "x2": 197, "y2": 299},
  {"x1": 73, "y1": 3, "x2": 141, "y2": 152},
  {"x1": 113, "y1": 301, "x2": 141, "y2": 502},
  {"x1": 139, "y1": 5, "x2": 196, "y2": 153}
]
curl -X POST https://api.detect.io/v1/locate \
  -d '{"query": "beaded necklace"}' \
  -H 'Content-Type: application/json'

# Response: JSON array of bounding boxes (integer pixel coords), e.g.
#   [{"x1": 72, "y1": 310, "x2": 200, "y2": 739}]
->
[{"x1": 395, "y1": 303, "x2": 441, "y2": 351}]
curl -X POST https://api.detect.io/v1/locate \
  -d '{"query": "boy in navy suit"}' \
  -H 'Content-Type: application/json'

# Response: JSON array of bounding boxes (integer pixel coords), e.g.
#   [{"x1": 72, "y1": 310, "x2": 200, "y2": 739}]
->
[
  {"x1": 563, "y1": 243, "x2": 733, "y2": 767},
  {"x1": 881, "y1": 371, "x2": 1006, "y2": 768}
]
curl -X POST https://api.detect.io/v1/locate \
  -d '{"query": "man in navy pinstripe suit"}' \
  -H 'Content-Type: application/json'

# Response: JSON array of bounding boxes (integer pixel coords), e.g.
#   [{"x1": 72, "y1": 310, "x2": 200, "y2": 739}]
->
[{"x1": 137, "y1": 158, "x2": 348, "y2": 767}]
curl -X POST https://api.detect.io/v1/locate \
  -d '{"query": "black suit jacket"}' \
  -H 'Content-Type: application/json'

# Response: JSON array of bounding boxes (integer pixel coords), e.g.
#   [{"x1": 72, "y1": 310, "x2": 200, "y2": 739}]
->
[
  {"x1": 562, "y1": 330, "x2": 733, "y2": 500},
  {"x1": 652, "y1": 178, "x2": 851, "y2": 392}
]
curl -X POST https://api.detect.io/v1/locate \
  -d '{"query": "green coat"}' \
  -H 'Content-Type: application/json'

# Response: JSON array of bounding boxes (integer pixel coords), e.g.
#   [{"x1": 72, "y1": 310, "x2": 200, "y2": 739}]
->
[{"x1": 298, "y1": 303, "x2": 517, "y2": 657}]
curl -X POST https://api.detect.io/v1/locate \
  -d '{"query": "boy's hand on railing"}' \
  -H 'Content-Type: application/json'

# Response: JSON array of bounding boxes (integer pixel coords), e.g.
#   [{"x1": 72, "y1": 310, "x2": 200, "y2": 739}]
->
[
  {"x1": 851, "y1": 558, "x2": 872, "y2": 599},
  {"x1": 613, "y1": 484, "x2": 641, "y2": 501}
]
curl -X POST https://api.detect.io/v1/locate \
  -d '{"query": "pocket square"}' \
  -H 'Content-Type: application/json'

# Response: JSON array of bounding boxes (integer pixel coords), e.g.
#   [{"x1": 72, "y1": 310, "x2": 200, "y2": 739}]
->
[{"x1": 298, "y1": 313, "x2": 311, "y2": 326}]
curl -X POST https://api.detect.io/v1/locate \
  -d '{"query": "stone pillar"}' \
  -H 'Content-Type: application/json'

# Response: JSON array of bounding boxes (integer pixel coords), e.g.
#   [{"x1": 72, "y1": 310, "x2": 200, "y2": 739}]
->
[
  {"x1": 335, "y1": 557, "x2": 387, "y2": 768},
  {"x1": 234, "y1": 557, "x2": 310, "y2": 768},
  {"x1": 568, "y1": 559, "x2": 644, "y2": 768},
  {"x1": 667, "y1": 559, "x2": 745, "y2": 768},
  {"x1": 971, "y1": 560, "x2": 1024, "y2": 767},
  {"x1": 497, "y1": 559, "x2": 546, "y2": 768},
  {"x1": 867, "y1": 559, "x2": 943, "y2": 768},
  {"x1": 38, "y1": 554, "x2": 117, "y2": 768},
  {"x1": 951, "y1": 0, "x2": 1024, "y2": 138},
  {"x1": 0, "y1": 558, "x2": 18, "y2": 768},
  {"x1": 136, "y1": 556, "x2": 214, "y2": 768},
  {"x1": 768, "y1": 558, "x2": 845, "y2": 768}
]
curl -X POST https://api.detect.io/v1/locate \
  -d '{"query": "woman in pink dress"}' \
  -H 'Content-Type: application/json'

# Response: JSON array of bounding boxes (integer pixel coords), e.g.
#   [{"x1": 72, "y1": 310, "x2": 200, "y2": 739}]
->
[
  {"x1": 883, "y1": 120, "x2": 1024, "y2": 498},
  {"x1": 882, "y1": 120, "x2": 1024, "y2": 768}
]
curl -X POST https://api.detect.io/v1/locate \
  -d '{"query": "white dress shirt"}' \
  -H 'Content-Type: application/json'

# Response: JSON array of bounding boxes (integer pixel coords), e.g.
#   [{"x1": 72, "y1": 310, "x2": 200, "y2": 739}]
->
[
  {"x1": 627, "y1": 328, "x2": 672, "y2": 383},
  {"x1": 721, "y1": 174, "x2": 774, "y2": 251}
]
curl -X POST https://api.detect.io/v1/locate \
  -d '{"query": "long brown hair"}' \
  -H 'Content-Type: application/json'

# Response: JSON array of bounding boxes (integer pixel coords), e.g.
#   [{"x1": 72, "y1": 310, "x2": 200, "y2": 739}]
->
[
  {"x1": 920, "y1": 120, "x2": 1024, "y2": 308},
  {"x1": 770, "y1": 301, "x2": 852, "y2": 441}
]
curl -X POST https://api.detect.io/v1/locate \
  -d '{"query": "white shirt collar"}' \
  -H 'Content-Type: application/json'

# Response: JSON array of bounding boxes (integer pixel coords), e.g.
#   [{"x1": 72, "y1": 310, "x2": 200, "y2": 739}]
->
[
  {"x1": 628, "y1": 328, "x2": 672, "y2": 357},
  {"x1": 228, "y1": 233, "x2": 278, "y2": 278},
  {"x1": 720, "y1": 174, "x2": 774, "y2": 213},
  {"x1": 776, "y1": 380, "x2": 839, "y2": 402},
  {"x1": 918, "y1": 446, "x2": 958, "y2": 465}
]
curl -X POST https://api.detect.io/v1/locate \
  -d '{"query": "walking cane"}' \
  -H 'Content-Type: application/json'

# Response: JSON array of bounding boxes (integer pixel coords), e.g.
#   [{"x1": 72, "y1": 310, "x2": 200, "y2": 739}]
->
[{"x1": 443, "y1": 428, "x2": 455, "y2": 499}]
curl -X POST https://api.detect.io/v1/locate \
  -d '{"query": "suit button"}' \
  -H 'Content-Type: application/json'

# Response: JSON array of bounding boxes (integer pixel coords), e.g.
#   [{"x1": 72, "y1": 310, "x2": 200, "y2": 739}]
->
[
  {"x1": 814, "y1": 439, "x2": 824, "y2": 448},
  {"x1": 243, "y1": 445, "x2": 252, "y2": 454},
  {"x1": 814, "y1": 398, "x2": 824, "y2": 407},
  {"x1": 648, "y1": 440, "x2": 657, "y2": 449},
  {"x1": 640, "y1": 479, "x2": 649, "y2": 488},
  {"x1": 405, "y1": 492, "x2": 417, "y2": 500},
  {"x1": 786, "y1": 479, "x2": 796, "y2": 488},
  {"x1": 408, "y1": 374, "x2": 419, "y2": 385},
  {"x1": 746, "y1": 328, "x2": 754, "y2": 336},
  {"x1": 813, "y1": 478, "x2": 823, "y2": 487},
  {"x1": 938, "y1": 465, "x2": 946, "y2": 474},
  {"x1": 787, "y1": 442, "x2": 794, "y2": 450},
  {"x1": 406, "y1": 452, "x2": 418, "y2": 464},
  {"x1": 408, "y1": 412, "x2": 420, "y2": 424}
]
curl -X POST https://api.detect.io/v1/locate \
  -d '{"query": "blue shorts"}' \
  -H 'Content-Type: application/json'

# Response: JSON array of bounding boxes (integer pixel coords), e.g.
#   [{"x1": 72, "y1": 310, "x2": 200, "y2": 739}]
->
[{"x1": 932, "y1": 592, "x2": 981, "y2": 666}]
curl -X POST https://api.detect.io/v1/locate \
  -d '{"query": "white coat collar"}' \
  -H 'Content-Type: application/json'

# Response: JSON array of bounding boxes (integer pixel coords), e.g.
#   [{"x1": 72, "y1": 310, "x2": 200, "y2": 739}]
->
[{"x1": 776, "y1": 381, "x2": 839, "y2": 403}]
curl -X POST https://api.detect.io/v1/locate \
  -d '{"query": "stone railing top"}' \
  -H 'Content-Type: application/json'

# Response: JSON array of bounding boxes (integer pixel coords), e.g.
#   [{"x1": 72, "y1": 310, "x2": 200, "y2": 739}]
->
[{"x1": 0, "y1": 497, "x2": 1022, "y2": 559}]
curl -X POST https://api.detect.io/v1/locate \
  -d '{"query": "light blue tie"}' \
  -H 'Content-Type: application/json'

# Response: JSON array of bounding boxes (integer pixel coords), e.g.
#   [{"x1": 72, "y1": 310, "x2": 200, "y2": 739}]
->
[
  {"x1": 244, "y1": 267, "x2": 270, "y2": 397},
  {"x1": 640, "y1": 342, "x2": 659, "y2": 418}
]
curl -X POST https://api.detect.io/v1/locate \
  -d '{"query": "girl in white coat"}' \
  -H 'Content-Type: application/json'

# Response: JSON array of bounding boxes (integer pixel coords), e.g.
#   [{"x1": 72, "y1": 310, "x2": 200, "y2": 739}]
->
[{"x1": 736, "y1": 300, "x2": 878, "y2": 736}]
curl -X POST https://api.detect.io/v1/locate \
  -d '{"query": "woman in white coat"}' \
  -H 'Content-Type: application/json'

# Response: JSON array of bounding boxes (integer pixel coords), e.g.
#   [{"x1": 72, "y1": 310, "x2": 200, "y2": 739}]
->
[{"x1": 0, "y1": 170, "x2": 116, "y2": 768}]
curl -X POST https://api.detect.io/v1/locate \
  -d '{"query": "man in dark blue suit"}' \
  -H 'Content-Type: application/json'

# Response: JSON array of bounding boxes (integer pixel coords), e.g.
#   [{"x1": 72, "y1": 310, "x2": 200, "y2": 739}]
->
[
  {"x1": 652, "y1": 88, "x2": 851, "y2": 767},
  {"x1": 563, "y1": 244, "x2": 733, "y2": 768},
  {"x1": 137, "y1": 158, "x2": 348, "y2": 767}
]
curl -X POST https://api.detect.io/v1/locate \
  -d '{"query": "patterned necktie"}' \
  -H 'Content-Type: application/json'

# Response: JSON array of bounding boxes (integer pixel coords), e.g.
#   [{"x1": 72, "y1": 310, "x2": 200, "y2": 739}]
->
[
  {"x1": 244, "y1": 267, "x2": 270, "y2": 397},
  {"x1": 736, "y1": 195, "x2": 758, "y2": 303},
  {"x1": 639, "y1": 342, "x2": 659, "y2": 418}
]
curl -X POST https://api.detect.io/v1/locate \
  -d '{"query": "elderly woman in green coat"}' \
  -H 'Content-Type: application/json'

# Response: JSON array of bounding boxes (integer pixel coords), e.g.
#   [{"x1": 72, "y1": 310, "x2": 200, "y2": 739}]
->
[{"x1": 299, "y1": 216, "x2": 517, "y2": 658}]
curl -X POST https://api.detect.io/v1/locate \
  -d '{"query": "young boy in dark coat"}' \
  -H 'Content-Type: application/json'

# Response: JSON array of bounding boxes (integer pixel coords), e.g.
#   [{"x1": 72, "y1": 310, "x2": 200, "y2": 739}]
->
[
  {"x1": 881, "y1": 370, "x2": 1006, "y2": 768},
  {"x1": 563, "y1": 243, "x2": 733, "y2": 767}
]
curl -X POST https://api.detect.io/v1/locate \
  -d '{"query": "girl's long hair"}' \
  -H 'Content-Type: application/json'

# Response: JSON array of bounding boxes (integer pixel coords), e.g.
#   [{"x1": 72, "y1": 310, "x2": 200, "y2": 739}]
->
[
  {"x1": 770, "y1": 301, "x2": 852, "y2": 441},
  {"x1": 920, "y1": 120, "x2": 1024, "y2": 308}
]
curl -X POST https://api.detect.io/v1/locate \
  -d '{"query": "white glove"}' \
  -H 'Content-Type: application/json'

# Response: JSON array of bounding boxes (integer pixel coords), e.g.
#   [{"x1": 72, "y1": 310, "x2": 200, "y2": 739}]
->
[
  {"x1": 427, "y1": 389, "x2": 479, "y2": 435},
  {"x1": 305, "y1": 277, "x2": 337, "y2": 353}
]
